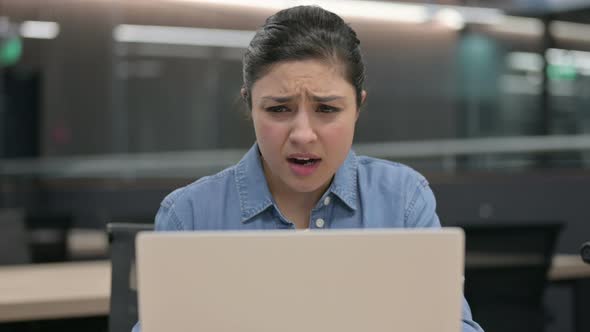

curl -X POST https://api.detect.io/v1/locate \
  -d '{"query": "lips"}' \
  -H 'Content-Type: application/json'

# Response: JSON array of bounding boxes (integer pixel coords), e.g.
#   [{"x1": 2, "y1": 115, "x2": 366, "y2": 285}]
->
[
  {"x1": 286, "y1": 153, "x2": 322, "y2": 176},
  {"x1": 287, "y1": 153, "x2": 321, "y2": 164},
  {"x1": 287, "y1": 157, "x2": 319, "y2": 165}
]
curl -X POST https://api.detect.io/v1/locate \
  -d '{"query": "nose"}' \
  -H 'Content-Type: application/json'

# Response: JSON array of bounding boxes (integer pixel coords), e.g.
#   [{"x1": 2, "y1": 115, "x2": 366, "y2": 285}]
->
[{"x1": 289, "y1": 110, "x2": 317, "y2": 145}]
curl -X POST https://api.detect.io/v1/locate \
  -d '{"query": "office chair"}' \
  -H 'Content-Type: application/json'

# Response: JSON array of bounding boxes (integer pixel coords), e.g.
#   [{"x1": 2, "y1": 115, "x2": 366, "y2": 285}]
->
[
  {"x1": 0, "y1": 209, "x2": 31, "y2": 265},
  {"x1": 460, "y1": 221, "x2": 563, "y2": 332},
  {"x1": 26, "y1": 213, "x2": 72, "y2": 263},
  {"x1": 107, "y1": 222, "x2": 153, "y2": 332},
  {"x1": 581, "y1": 242, "x2": 590, "y2": 264}
]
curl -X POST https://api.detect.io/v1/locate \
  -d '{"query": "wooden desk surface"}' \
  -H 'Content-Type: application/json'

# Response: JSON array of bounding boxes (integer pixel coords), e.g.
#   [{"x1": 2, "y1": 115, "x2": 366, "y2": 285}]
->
[
  {"x1": 467, "y1": 253, "x2": 590, "y2": 281},
  {"x1": 0, "y1": 261, "x2": 110, "y2": 322},
  {"x1": 549, "y1": 254, "x2": 590, "y2": 281},
  {"x1": 67, "y1": 229, "x2": 109, "y2": 259},
  {"x1": 0, "y1": 255, "x2": 587, "y2": 323}
]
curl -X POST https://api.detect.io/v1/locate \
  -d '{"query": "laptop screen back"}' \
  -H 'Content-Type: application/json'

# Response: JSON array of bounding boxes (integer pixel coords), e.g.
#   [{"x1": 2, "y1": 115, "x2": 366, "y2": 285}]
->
[{"x1": 136, "y1": 229, "x2": 464, "y2": 332}]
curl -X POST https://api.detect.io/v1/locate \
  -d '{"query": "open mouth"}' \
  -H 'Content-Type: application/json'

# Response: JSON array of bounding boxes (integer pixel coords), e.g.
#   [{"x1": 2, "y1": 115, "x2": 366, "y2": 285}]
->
[
  {"x1": 286, "y1": 154, "x2": 322, "y2": 176},
  {"x1": 287, "y1": 157, "x2": 321, "y2": 166}
]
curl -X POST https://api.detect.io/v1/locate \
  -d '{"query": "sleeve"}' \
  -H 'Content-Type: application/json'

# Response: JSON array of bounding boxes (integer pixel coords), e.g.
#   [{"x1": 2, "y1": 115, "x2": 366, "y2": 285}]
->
[
  {"x1": 461, "y1": 297, "x2": 485, "y2": 332},
  {"x1": 154, "y1": 200, "x2": 184, "y2": 231},
  {"x1": 406, "y1": 176, "x2": 485, "y2": 332},
  {"x1": 404, "y1": 176, "x2": 441, "y2": 228},
  {"x1": 153, "y1": 185, "x2": 191, "y2": 231}
]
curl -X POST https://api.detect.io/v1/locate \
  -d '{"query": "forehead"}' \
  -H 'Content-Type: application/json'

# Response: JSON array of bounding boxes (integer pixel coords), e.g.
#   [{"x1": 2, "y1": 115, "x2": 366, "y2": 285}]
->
[{"x1": 251, "y1": 59, "x2": 353, "y2": 97}]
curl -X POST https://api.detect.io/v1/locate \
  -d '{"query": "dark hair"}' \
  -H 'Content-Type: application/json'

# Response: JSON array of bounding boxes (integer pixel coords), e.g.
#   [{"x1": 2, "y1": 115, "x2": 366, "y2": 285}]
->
[{"x1": 242, "y1": 5, "x2": 366, "y2": 108}]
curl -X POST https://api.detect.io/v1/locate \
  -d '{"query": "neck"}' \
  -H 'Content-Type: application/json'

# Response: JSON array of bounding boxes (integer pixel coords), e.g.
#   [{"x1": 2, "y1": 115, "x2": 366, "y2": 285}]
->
[
  {"x1": 262, "y1": 161, "x2": 331, "y2": 229},
  {"x1": 273, "y1": 186, "x2": 327, "y2": 229}
]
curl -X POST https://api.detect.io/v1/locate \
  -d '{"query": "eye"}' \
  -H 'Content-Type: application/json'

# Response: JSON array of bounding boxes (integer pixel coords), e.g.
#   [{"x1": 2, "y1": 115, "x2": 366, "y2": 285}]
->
[
  {"x1": 265, "y1": 105, "x2": 290, "y2": 113},
  {"x1": 317, "y1": 104, "x2": 340, "y2": 113}
]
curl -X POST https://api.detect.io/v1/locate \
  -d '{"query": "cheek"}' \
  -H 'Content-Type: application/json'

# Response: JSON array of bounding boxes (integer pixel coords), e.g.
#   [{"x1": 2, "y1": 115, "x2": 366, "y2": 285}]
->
[
  {"x1": 253, "y1": 117, "x2": 286, "y2": 147},
  {"x1": 254, "y1": 117, "x2": 286, "y2": 159},
  {"x1": 322, "y1": 118, "x2": 356, "y2": 145}
]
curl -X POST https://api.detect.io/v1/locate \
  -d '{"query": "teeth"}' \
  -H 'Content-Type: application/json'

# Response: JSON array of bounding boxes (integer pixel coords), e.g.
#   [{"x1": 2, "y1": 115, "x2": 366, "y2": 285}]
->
[{"x1": 296, "y1": 158, "x2": 311, "y2": 161}]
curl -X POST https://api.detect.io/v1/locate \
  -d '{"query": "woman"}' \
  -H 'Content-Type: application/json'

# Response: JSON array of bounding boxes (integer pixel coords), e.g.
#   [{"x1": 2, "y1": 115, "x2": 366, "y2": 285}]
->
[{"x1": 133, "y1": 5, "x2": 483, "y2": 332}]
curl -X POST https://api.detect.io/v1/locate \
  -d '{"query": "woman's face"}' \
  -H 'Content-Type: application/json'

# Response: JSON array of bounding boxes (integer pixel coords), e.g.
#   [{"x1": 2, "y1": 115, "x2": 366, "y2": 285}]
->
[{"x1": 250, "y1": 59, "x2": 365, "y2": 196}]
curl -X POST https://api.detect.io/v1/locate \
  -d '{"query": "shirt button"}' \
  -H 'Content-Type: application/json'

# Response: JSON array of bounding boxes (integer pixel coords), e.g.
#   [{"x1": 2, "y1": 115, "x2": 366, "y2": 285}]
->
[
  {"x1": 315, "y1": 218, "x2": 325, "y2": 228},
  {"x1": 323, "y1": 196, "x2": 331, "y2": 206}
]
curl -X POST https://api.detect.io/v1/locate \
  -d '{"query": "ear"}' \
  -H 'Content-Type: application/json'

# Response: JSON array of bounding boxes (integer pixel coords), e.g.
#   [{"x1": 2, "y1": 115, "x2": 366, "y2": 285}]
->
[
  {"x1": 356, "y1": 90, "x2": 367, "y2": 120},
  {"x1": 240, "y1": 87, "x2": 248, "y2": 101}
]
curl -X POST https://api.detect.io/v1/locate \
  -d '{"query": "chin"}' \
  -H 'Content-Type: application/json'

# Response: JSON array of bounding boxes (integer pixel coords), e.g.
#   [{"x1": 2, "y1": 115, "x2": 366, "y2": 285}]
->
[{"x1": 286, "y1": 177, "x2": 328, "y2": 194}]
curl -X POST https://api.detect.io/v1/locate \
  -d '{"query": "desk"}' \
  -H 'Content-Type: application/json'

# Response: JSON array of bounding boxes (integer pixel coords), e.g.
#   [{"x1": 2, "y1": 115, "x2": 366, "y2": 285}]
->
[
  {"x1": 0, "y1": 261, "x2": 110, "y2": 322},
  {"x1": 549, "y1": 255, "x2": 590, "y2": 332},
  {"x1": 549, "y1": 254, "x2": 590, "y2": 280},
  {"x1": 67, "y1": 229, "x2": 109, "y2": 259},
  {"x1": 0, "y1": 255, "x2": 587, "y2": 324},
  {"x1": 466, "y1": 253, "x2": 590, "y2": 280},
  {"x1": 467, "y1": 253, "x2": 590, "y2": 332}
]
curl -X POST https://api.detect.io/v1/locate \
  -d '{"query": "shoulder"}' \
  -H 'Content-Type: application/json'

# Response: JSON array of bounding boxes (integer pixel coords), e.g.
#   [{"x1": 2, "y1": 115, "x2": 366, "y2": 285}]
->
[
  {"x1": 355, "y1": 155, "x2": 438, "y2": 227},
  {"x1": 160, "y1": 166, "x2": 236, "y2": 209},
  {"x1": 356, "y1": 155, "x2": 429, "y2": 191},
  {"x1": 155, "y1": 166, "x2": 237, "y2": 230}
]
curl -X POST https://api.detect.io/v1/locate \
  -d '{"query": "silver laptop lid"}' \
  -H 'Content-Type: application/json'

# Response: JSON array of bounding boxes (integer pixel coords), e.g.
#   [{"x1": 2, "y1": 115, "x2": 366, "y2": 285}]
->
[{"x1": 137, "y1": 229, "x2": 464, "y2": 332}]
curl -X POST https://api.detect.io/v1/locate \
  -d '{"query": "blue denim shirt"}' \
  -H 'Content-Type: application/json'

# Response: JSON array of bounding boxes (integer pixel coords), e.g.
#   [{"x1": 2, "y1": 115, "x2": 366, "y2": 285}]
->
[{"x1": 132, "y1": 143, "x2": 484, "y2": 332}]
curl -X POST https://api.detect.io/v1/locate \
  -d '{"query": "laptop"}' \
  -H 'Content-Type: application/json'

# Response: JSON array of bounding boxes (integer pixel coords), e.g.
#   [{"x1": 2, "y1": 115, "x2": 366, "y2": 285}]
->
[{"x1": 136, "y1": 229, "x2": 464, "y2": 332}]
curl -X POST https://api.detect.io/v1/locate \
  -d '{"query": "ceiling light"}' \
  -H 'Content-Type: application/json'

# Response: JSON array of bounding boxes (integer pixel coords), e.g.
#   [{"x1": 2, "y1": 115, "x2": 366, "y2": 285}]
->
[
  {"x1": 20, "y1": 21, "x2": 60, "y2": 39},
  {"x1": 114, "y1": 25, "x2": 256, "y2": 48},
  {"x1": 435, "y1": 8, "x2": 465, "y2": 30}
]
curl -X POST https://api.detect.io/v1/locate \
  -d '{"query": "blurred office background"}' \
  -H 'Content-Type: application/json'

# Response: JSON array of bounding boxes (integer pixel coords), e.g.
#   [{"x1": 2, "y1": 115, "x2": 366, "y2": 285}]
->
[{"x1": 1, "y1": 0, "x2": 590, "y2": 331}]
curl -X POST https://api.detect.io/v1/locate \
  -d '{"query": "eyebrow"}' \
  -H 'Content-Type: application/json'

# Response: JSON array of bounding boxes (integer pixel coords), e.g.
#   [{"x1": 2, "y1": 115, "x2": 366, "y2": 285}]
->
[{"x1": 261, "y1": 95, "x2": 345, "y2": 103}]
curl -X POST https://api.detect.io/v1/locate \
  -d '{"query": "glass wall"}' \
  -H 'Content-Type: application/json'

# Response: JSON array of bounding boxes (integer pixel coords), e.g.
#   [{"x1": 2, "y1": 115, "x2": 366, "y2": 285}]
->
[{"x1": 2, "y1": 1, "x2": 589, "y2": 178}]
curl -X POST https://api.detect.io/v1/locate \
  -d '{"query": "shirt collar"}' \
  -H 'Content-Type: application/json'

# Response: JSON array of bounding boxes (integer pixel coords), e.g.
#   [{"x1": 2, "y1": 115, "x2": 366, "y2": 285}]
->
[
  {"x1": 235, "y1": 143, "x2": 359, "y2": 223},
  {"x1": 328, "y1": 149, "x2": 358, "y2": 211},
  {"x1": 235, "y1": 144, "x2": 274, "y2": 223}
]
